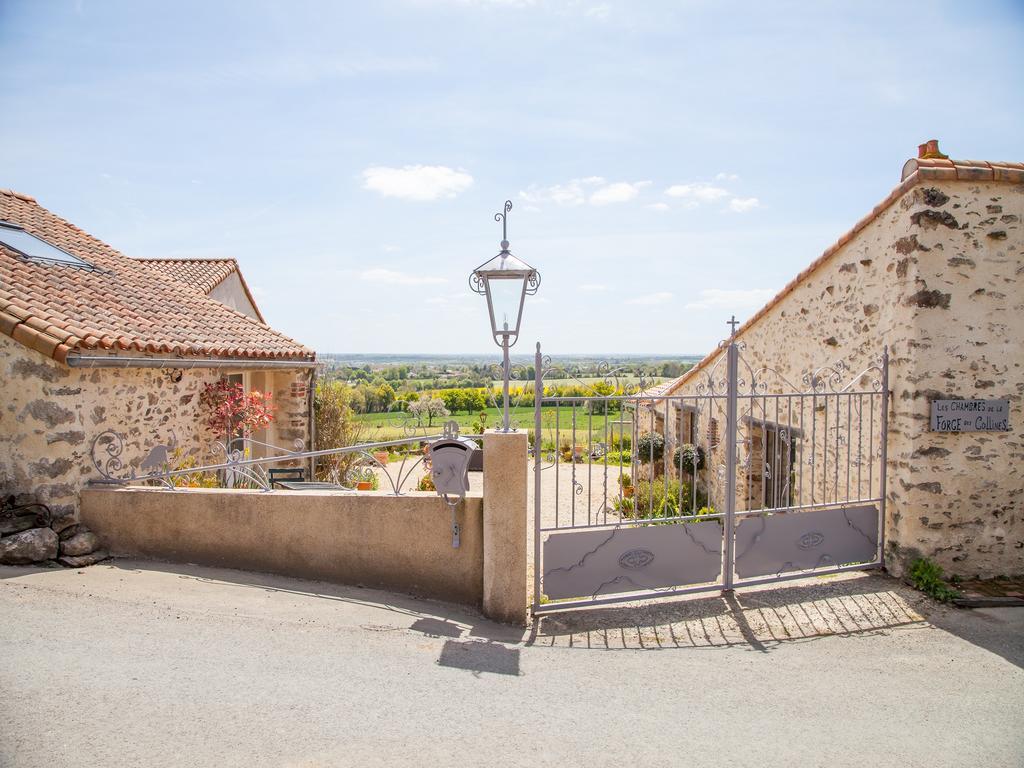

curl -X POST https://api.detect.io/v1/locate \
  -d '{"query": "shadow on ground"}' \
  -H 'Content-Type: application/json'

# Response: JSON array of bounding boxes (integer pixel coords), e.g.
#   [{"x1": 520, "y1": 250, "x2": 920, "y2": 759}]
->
[
  {"x1": 6, "y1": 558, "x2": 1019, "y2": 671},
  {"x1": 527, "y1": 572, "x2": 933, "y2": 652}
]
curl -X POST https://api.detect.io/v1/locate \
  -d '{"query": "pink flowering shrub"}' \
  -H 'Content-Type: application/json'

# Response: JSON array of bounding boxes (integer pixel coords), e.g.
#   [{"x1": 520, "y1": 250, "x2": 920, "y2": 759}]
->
[{"x1": 199, "y1": 380, "x2": 275, "y2": 440}]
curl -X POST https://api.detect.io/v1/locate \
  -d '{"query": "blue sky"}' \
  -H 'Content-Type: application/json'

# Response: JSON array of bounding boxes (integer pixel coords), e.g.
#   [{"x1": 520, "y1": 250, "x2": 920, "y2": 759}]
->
[{"x1": 1, "y1": 1, "x2": 1021, "y2": 355}]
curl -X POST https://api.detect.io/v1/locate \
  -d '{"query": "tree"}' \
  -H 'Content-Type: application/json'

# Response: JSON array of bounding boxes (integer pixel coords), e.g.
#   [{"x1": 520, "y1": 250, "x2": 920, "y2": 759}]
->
[
  {"x1": 313, "y1": 381, "x2": 364, "y2": 482},
  {"x1": 409, "y1": 397, "x2": 450, "y2": 427},
  {"x1": 376, "y1": 381, "x2": 396, "y2": 411},
  {"x1": 440, "y1": 389, "x2": 463, "y2": 414}
]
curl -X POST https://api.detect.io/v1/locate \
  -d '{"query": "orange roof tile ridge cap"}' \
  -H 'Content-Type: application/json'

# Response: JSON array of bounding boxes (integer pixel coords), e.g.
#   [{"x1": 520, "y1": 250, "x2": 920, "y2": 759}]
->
[{"x1": 0, "y1": 189, "x2": 37, "y2": 203}]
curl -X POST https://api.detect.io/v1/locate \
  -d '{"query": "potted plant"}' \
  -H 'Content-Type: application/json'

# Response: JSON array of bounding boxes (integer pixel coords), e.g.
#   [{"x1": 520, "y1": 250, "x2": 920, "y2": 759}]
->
[
  {"x1": 618, "y1": 472, "x2": 634, "y2": 497},
  {"x1": 463, "y1": 411, "x2": 488, "y2": 472},
  {"x1": 373, "y1": 450, "x2": 390, "y2": 465},
  {"x1": 349, "y1": 466, "x2": 379, "y2": 491},
  {"x1": 672, "y1": 443, "x2": 706, "y2": 474}
]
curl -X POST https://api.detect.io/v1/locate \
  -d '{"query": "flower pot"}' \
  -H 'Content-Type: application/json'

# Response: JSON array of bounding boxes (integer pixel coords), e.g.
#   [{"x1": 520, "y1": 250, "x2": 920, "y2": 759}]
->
[
  {"x1": 373, "y1": 451, "x2": 390, "y2": 465},
  {"x1": 623, "y1": 486, "x2": 634, "y2": 498},
  {"x1": 356, "y1": 481, "x2": 373, "y2": 491}
]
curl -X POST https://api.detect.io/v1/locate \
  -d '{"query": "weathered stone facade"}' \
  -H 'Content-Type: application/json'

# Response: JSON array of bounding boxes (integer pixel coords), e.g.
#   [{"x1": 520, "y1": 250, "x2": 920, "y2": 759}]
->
[
  {"x1": 661, "y1": 178, "x2": 1023, "y2": 578},
  {"x1": 0, "y1": 333, "x2": 313, "y2": 521}
]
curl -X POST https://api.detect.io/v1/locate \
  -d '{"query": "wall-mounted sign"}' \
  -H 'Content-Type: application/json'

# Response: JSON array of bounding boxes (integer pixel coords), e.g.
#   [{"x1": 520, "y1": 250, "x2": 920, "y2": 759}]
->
[{"x1": 930, "y1": 399, "x2": 1010, "y2": 432}]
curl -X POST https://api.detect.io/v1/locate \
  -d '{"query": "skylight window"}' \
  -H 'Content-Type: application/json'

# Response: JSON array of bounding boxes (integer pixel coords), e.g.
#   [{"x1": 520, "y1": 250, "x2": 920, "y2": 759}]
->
[{"x1": 0, "y1": 221, "x2": 94, "y2": 269}]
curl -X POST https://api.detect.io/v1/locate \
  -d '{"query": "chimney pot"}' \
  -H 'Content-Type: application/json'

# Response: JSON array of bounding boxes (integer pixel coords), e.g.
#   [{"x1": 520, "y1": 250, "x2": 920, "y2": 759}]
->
[{"x1": 918, "y1": 139, "x2": 947, "y2": 160}]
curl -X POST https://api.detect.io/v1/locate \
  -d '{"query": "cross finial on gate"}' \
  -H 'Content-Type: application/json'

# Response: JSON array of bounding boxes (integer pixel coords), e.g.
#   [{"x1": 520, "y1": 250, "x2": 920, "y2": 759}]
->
[{"x1": 727, "y1": 315, "x2": 739, "y2": 337}]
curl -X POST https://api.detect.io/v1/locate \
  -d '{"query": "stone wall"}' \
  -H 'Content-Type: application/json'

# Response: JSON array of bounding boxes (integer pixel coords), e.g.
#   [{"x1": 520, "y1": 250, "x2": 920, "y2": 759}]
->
[
  {"x1": 664, "y1": 179, "x2": 1023, "y2": 578},
  {"x1": 0, "y1": 333, "x2": 311, "y2": 521}
]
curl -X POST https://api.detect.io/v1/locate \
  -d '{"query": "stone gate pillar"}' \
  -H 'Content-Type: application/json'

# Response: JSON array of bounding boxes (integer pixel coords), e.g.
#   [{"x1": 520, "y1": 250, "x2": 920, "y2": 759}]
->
[{"x1": 482, "y1": 430, "x2": 528, "y2": 626}]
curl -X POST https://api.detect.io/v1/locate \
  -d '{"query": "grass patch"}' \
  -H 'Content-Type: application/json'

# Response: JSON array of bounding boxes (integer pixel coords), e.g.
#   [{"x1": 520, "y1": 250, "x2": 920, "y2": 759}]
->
[{"x1": 908, "y1": 557, "x2": 961, "y2": 603}]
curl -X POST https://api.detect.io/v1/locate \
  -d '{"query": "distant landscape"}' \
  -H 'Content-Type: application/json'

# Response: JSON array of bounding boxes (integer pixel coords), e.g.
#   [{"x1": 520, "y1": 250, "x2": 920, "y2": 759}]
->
[{"x1": 318, "y1": 353, "x2": 706, "y2": 441}]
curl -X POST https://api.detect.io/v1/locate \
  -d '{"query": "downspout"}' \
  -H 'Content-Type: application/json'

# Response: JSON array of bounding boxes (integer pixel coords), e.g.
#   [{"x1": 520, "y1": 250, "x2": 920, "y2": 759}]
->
[{"x1": 307, "y1": 365, "x2": 318, "y2": 480}]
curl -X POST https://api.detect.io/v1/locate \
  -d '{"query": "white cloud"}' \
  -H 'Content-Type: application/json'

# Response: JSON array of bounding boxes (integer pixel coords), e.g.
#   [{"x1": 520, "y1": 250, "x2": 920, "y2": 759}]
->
[
  {"x1": 627, "y1": 291, "x2": 673, "y2": 306},
  {"x1": 520, "y1": 176, "x2": 649, "y2": 207},
  {"x1": 360, "y1": 268, "x2": 448, "y2": 285},
  {"x1": 715, "y1": 172, "x2": 739, "y2": 181},
  {"x1": 684, "y1": 288, "x2": 775, "y2": 312},
  {"x1": 664, "y1": 183, "x2": 729, "y2": 202},
  {"x1": 519, "y1": 179, "x2": 589, "y2": 206},
  {"x1": 590, "y1": 180, "x2": 650, "y2": 205},
  {"x1": 362, "y1": 165, "x2": 473, "y2": 201},
  {"x1": 580, "y1": 283, "x2": 608, "y2": 292},
  {"x1": 647, "y1": 202, "x2": 670, "y2": 212},
  {"x1": 585, "y1": 3, "x2": 611, "y2": 21},
  {"x1": 728, "y1": 197, "x2": 760, "y2": 213}
]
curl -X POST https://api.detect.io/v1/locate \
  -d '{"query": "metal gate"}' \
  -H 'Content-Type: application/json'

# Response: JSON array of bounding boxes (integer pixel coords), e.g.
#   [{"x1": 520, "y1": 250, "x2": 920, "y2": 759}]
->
[{"x1": 531, "y1": 340, "x2": 889, "y2": 613}]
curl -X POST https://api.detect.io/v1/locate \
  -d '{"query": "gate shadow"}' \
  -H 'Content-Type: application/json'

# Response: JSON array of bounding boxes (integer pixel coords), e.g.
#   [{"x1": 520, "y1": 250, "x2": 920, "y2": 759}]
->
[{"x1": 527, "y1": 572, "x2": 930, "y2": 652}]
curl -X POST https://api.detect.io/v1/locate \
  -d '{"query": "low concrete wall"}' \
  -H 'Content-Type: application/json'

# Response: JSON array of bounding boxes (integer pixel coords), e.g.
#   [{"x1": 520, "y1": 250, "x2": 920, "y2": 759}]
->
[{"x1": 80, "y1": 487, "x2": 483, "y2": 606}]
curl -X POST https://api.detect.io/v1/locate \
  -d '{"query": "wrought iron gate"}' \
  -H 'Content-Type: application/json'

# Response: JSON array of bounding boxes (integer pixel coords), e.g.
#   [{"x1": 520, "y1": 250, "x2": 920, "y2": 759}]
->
[{"x1": 531, "y1": 340, "x2": 889, "y2": 613}]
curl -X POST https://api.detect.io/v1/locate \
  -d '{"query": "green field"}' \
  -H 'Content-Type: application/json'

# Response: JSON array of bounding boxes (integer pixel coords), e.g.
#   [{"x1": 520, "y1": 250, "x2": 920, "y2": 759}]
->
[
  {"x1": 490, "y1": 375, "x2": 665, "y2": 389},
  {"x1": 353, "y1": 405, "x2": 634, "y2": 445}
]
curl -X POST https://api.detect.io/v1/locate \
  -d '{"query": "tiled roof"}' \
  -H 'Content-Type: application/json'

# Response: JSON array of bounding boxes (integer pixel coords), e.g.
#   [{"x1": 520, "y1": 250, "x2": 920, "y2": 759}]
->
[
  {"x1": 137, "y1": 258, "x2": 239, "y2": 295},
  {"x1": 0, "y1": 189, "x2": 314, "y2": 365},
  {"x1": 135, "y1": 257, "x2": 267, "y2": 323},
  {"x1": 659, "y1": 142, "x2": 1023, "y2": 396}
]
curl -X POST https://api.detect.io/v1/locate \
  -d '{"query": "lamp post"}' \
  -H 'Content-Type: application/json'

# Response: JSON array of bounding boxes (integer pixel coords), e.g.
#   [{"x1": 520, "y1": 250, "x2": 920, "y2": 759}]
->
[{"x1": 469, "y1": 200, "x2": 541, "y2": 432}]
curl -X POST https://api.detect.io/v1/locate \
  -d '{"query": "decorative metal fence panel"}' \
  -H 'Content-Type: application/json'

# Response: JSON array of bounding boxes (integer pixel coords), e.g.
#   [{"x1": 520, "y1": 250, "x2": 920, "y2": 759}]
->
[{"x1": 532, "y1": 341, "x2": 889, "y2": 613}]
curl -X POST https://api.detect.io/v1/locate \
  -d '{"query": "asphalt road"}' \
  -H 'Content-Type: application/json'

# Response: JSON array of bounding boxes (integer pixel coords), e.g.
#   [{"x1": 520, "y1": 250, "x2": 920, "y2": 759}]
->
[{"x1": 1, "y1": 561, "x2": 1022, "y2": 768}]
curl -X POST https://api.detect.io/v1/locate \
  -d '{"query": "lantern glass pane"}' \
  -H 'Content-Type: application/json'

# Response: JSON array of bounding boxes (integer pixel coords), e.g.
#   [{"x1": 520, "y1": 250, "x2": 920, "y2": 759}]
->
[{"x1": 487, "y1": 276, "x2": 525, "y2": 335}]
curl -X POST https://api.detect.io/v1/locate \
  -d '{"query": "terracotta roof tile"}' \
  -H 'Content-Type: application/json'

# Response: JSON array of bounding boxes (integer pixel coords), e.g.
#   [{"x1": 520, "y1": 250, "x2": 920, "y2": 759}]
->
[
  {"x1": 0, "y1": 190, "x2": 313, "y2": 364},
  {"x1": 135, "y1": 257, "x2": 267, "y2": 324},
  {"x1": 660, "y1": 146, "x2": 1021, "y2": 396}
]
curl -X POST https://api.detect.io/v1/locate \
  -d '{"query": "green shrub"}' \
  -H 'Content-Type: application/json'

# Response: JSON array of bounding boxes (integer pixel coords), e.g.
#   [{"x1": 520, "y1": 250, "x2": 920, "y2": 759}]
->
[
  {"x1": 608, "y1": 434, "x2": 632, "y2": 451},
  {"x1": 672, "y1": 443, "x2": 705, "y2": 474},
  {"x1": 601, "y1": 450, "x2": 632, "y2": 465},
  {"x1": 635, "y1": 432, "x2": 665, "y2": 463},
  {"x1": 627, "y1": 479, "x2": 707, "y2": 520},
  {"x1": 908, "y1": 558, "x2": 960, "y2": 603}
]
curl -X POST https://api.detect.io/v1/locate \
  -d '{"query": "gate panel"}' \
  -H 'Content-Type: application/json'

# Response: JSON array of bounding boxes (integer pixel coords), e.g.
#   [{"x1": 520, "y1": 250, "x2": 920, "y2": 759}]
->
[
  {"x1": 733, "y1": 504, "x2": 879, "y2": 580},
  {"x1": 543, "y1": 522, "x2": 722, "y2": 600},
  {"x1": 531, "y1": 341, "x2": 889, "y2": 614}
]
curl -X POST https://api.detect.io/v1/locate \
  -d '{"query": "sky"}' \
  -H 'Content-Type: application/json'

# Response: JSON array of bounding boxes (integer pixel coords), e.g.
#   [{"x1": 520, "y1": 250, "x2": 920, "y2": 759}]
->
[{"x1": 1, "y1": 1, "x2": 1022, "y2": 356}]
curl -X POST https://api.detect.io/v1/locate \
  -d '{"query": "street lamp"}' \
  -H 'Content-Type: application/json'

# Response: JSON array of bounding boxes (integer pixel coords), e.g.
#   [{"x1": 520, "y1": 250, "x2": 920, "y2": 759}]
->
[{"x1": 469, "y1": 200, "x2": 541, "y2": 432}]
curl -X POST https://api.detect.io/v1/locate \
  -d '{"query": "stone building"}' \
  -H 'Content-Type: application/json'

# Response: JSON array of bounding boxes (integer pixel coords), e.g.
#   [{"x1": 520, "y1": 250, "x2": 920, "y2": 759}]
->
[
  {"x1": 0, "y1": 188, "x2": 316, "y2": 524},
  {"x1": 648, "y1": 142, "x2": 1023, "y2": 579}
]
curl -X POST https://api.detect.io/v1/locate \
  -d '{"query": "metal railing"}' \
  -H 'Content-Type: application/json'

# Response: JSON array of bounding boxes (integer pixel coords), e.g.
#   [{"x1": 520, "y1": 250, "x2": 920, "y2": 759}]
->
[{"x1": 89, "y1": 427, "x2": 483, "y2": 495}]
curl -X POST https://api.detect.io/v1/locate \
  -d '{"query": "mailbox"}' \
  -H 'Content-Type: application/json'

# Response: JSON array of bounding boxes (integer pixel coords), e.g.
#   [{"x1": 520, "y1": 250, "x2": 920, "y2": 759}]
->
[{"x1": 428, "y1": 421, "x2": 478, "y2": 548}]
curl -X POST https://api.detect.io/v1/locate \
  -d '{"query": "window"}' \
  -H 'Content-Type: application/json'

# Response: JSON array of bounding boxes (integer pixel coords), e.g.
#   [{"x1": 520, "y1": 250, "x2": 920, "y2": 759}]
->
[{"x1": 0, "y1": 221, "x2": 94, "y2": 269}]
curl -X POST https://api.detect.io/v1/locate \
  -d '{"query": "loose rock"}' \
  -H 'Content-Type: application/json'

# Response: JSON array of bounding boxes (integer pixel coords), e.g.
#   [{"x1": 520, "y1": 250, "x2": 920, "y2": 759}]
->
[
  {"x1": 59, "y1": 524, "x2": 82, "y2": 541},
  {"x1": 50, "y1": 514, "x2": 78, "y2": 535},
  {"x1": 0, "y1": 527, "x2": 58, "y2": 564},
  {"x1": 60, "y1": 531, "x2": 101, "y2": 557},
  {"x1": 0, "y1": 515, "x2": 40, "y2": 537},
  {"x1": 58, "y1": 550, "x2": 109, "y2": 568}
]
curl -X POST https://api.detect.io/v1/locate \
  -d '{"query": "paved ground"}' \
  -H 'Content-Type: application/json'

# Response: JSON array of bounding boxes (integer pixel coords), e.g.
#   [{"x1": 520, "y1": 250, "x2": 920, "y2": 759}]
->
[{"x1": 2, "y1": 561, "x2": 1022, "y2": 768}]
